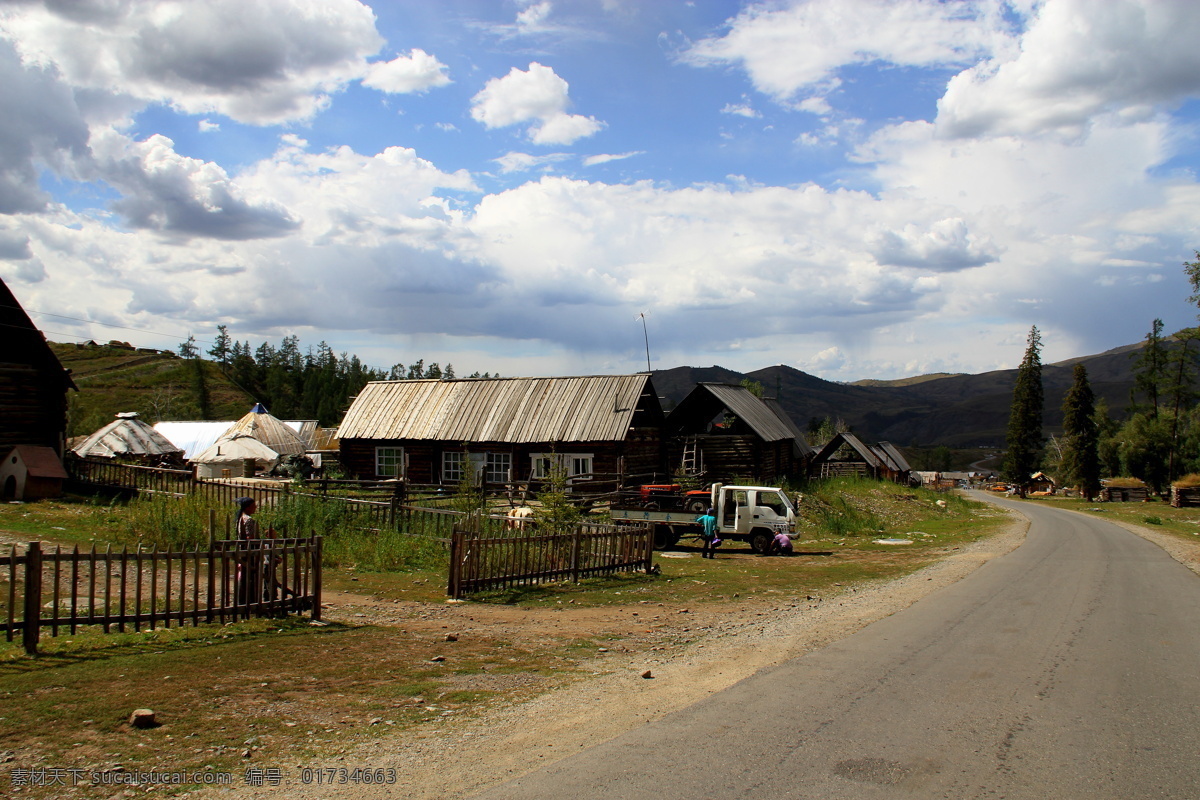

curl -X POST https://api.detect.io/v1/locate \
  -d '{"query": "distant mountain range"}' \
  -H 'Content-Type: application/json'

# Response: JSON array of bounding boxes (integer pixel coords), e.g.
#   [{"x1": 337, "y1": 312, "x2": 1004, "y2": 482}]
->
[{"x1": 652, "y1": 342, "x2": 1146, "y2": 448}]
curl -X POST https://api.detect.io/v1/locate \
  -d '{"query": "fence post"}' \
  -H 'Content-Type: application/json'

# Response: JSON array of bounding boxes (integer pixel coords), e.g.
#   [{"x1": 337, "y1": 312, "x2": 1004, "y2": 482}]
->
[
  {"x1": 643, "y1": 523, "x2": 654, "y2": 573},
  {"x1": 311, "y1": 535, "x2": 322, "y2": 621},
  {"x1": 22, "y1": 542, "x2": 42, "y2": 655},
  {"x1": 447, "y1": 529, "x2": 463, "y2": 599},
  {"x1": 570, "y1": 528, "x2": 581, "y2": 583}
]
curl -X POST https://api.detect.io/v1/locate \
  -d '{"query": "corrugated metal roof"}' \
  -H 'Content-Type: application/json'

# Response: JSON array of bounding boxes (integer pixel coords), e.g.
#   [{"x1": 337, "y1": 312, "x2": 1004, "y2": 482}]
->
[
  {"x1": 73, "y1": 414, "x2": 183, "y2": 459},
  {"x1": 761, "y1": 398, "x2": 816, "y2": 456},
  {"x1": 155, "y1": 419, "x2": 313, "y2": 459},
  {"x1": 337, "y1": 375, "x2": 654, "y2": 443},
  {"x1": 693, "y1": 384, "x2": 796, "y2": 442},
  {"x1": 876, "y1": 442, "x2": 912, "y2": 472},
  {"x1": 225, "y1": 409, "x2": 307, "y2": 456}
]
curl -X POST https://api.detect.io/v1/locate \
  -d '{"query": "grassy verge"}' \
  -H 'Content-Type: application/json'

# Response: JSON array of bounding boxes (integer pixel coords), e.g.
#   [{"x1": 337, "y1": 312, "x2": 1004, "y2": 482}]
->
[{"x1": 1021, "y1": 494, "x2": 1200, "y2": 538}]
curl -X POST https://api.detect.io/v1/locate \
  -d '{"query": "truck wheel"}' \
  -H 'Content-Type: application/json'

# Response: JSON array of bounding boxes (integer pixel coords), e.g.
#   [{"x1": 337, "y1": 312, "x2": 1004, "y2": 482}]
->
[
  {"x1": 684, "y1": 498, "x2": 707, "y2": 514},
  {"x1": 653, "y1": 524, "x2": 679, "y2": 550},
  {"x1": 750, "y1": 529, "x2": 773, "y2": 554}
]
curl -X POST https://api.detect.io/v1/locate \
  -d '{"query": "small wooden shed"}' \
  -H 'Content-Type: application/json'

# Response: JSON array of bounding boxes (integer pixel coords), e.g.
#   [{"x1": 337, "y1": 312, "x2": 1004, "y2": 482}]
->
[
  {"x1": 1, "y1": 445, "x2": 68, "y2": 500},
  {"x1": 1100, "y1": 479, "x2": 1150, "y2": 502}
]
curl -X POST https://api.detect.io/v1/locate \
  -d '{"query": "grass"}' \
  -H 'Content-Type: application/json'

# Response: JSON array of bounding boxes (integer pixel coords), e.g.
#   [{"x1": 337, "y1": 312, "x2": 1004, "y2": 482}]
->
[{"x1": 1022, "y1": 493, "x2": 1200, "y2": 538}]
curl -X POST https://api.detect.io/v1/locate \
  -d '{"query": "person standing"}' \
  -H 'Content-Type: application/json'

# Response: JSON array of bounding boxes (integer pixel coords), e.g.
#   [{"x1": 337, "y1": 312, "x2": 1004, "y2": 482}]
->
[
  {"x1": 696, "y1": 507, "x2": 719, "y2": 559},
  {"x1": 234, "y1": 497, "x2": 275, "y2": 605}
]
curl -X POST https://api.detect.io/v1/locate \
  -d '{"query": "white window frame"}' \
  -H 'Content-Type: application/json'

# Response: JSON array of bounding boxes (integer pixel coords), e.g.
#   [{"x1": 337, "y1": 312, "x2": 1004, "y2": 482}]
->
[
  {"x1": 485, "y1": 452, "x2": 512, "y2": 484},
  {"x1": 441, "y1": 451, "x2": 465, "y2": 484},
  {"x1": 530, "y1": 452, "x2": 594, "y2": 483},
  {"x1": 375, "y1": 446, "x2": 405, "y2": 478}
]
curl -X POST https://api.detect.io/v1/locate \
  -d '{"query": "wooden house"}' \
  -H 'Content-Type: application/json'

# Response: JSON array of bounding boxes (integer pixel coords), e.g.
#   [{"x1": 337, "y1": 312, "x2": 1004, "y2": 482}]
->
[
  {"x1": 1, "y1": 445, "x2": 68, "y2": 500},
  {"x1": 336, "y1": 375, "x2": 665, "y2": 490},
  {"x1": 1028, "y1": 471, "x2": 1057, "y2": 494},
  {"x1": 663, "y1": 384, "x2": 809, "y2": 484},
  {"x1": 1100, "y1": 479, "x2": 1150, "y2": 502},
  {"x1": 810, "y1": 432, "x2": 913, "y2": 483},
  {"x1": 0, "y1": 278, "x2": 76, "y2": 458}
]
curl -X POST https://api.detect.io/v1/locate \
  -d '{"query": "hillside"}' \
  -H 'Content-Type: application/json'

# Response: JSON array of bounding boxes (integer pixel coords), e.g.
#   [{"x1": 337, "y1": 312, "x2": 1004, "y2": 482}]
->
[
  {"x1": 54, "y1": 343, "x2": 253, "y2": 437},
  {"x1": 654, "y1": 342, "x2": 1146, "y2": 448}
]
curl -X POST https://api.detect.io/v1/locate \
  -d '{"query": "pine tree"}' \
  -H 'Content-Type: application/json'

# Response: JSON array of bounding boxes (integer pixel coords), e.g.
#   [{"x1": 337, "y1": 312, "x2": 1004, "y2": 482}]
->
[
  {"x1": 1003, "y1": 326, "x2": 1044, "y2": 492},
  {"x1": 207, "y1": 325, "x2": 232, "y2": 368},
  {"x1": 1060, "y1": 364, "x2": 1100, "y2": 499},
  {"x1": 1131, "y1": 319, "x2": 1167, "y2": 417}
]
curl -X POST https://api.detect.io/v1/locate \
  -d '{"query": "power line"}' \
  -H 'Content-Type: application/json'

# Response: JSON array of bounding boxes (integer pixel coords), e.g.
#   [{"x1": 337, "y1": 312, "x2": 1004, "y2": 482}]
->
[{"x1": 0, "y1": 301, "x2": 211, "y2": 345}]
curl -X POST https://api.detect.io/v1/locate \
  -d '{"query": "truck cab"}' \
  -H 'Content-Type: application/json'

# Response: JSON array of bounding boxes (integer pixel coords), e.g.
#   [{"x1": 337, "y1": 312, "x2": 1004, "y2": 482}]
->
[{"x1": 713, "y1": 485, "x2": 796, "y2": 552}]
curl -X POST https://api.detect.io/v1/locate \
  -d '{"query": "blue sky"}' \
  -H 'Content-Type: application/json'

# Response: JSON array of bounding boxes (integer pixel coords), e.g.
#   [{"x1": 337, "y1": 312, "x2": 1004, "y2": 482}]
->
[{"x1": 2, "y1": 0, "x2": 1199, "y2": 382}]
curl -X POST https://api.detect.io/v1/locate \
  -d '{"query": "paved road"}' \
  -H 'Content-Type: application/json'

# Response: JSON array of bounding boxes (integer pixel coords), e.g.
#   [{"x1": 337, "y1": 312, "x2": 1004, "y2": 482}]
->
[{"x1": 472, "y1": 495, "x2": 1200, "y2": 799}]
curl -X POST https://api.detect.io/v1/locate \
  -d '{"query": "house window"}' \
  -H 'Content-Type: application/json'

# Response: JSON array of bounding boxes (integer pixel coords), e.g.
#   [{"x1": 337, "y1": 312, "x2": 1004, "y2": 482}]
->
[
  {"x1": 442, "y1": 451, "x2": 464, "y2": 484},
  {"x1": 375, "y1": 446, "x2": 405, "y2": 478},
  {"x1": 485, "y1": 452, "x2": 511, "y2": 484},
  {"x1": 530, "y1": 453, "x2": 594, "y2": 483}
]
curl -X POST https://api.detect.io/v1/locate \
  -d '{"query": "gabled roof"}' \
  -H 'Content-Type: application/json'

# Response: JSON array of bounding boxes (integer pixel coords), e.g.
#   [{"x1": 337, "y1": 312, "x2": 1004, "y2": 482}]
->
[
  {"x1": 0, "y1": 277, "x2": 76, "y2": 390},
  {"x1": 875, "y1": 442, "x2": 912, "y2": 473},
  {"x1": 666, "y1": 384, "x2": 797, "y2": 442},
  {"x1": 337, "y1": 375, "x2": 659, "y2": 443},
  {"x1": 812, "y1": 431, "x2": 888, "y2": 468},
  {"x1": 762, "y1": 397, "x2": 816, "y2": 457},
  {"x1": 4, "y1": 445, "x2": 68, "y2": 479},
  {"x1": 73, "y1": 413, "x2": 183, "y2": 459}
]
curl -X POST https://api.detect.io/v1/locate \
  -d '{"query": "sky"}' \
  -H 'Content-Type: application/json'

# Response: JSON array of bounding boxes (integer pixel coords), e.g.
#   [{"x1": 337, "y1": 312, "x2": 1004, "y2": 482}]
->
[{"x1": 1, "y1": 0, "x2": 1199, "y2": 382}]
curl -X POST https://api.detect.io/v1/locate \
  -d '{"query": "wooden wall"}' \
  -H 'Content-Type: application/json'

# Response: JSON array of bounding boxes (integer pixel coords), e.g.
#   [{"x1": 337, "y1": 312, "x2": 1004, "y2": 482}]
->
[{"x1": 0, "y1": 363, "x2": 71, "y2": 457}]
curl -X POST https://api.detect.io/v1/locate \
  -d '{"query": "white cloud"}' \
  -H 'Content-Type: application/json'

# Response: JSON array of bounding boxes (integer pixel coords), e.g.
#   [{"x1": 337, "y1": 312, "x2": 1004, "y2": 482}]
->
[
  {"x1": 721, "y1": 103, "x2": 760, "y2": 119},
  {"x1": 0, "y1": 0, "x2": 384, "y2": 125},
  {"x1": 494, "y1": 151, "x2": 570, "y2": 173},
  {"x1": 470, "y1": 62, "x2": 603, "y2": 145},
  {"x1": 583, "y1": 151, "x2": 643, "y2": 167},
  {"x1": 363, "y1": 49, "x2": 451, "y2": 94},
  {"x1": 684, "y1": 0, "x2": 1008, "y2": 106},
  {"x1": 516, "y1": 2, "x2": 553, "y2": 32},
  {"x1": 198, "y1": 119, "x2": 220, "y2": 133},
  {"x1": 871, "y1": 218, "x2": 1000, "y2": 271},
  {"x1": 938, "y1": 0, "x2": 1200, "y2": 138}
]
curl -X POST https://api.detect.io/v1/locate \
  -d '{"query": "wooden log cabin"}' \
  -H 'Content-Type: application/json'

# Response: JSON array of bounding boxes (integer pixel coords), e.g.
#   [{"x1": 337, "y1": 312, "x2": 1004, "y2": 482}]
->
[
  {"x1": 336, "y1": 375, "x2": 666, "y2": 491},
  {"x1": 663, "y1": 383, "x2": 810, "y2": 484},
  {"x1": 0, "y1": 278, "x2": 76, "y2": 459}
]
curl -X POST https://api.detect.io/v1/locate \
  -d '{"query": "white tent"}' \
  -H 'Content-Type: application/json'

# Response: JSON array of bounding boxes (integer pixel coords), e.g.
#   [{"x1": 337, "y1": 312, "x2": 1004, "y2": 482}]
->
[
  {"x1": 224, "y1": 403, "x2": 307, "y2": 456},
  {"x1": 73, "y1": 413, "x2": 184, "y2": 462},
  {"x1": 191, "y1": 434, "x2": 280, "y2": 478}
]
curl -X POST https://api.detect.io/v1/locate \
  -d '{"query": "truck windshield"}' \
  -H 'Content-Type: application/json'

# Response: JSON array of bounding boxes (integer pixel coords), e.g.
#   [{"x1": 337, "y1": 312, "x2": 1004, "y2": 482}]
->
[{"x1": 757, "y1": 491, "x2": 792, "y2": 516}]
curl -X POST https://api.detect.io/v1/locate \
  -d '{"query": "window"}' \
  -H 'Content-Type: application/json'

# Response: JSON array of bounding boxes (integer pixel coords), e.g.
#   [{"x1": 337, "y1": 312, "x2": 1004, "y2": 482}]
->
[
  {"x1": 530, "y1": 453, "x2": 594, "y2": 483},
  {"x1": 375, "y1": 446, "x2": 405, "y2": 478},
  {"x1": 442, "y1": 451, "x2": 464, "y2": 484},
  {"x1": 485, "y1": 452, "x2": 511, "y2": 484}
]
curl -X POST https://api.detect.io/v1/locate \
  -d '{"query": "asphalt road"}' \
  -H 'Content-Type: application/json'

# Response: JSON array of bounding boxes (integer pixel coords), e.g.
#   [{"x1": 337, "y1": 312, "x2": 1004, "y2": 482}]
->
[{"x1": 472, "y1": 495, "x2": 1200, "y2": 799}]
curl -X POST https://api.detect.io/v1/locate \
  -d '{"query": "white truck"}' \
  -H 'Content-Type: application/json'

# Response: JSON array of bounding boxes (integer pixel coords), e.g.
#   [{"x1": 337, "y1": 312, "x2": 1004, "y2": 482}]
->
[{"x1": 609, "y1": 483, "x2": 797, "y2": 553}]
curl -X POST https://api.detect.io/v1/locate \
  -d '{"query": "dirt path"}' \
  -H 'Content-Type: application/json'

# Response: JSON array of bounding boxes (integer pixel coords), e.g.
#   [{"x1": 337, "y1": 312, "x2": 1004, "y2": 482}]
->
[{"x1": 210, "y1": 512, "x2": 1030, "y2": 800}]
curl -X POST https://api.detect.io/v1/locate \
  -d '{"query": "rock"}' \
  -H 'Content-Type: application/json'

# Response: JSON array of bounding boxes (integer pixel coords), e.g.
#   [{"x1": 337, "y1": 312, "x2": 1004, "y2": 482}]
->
[
  {"x1": 444, "y1": 634, "x2": 458, "y2": 642},
  {"x1": 129, "y1": 709, "x2": 156, "y2": 729},
  {"x1": 430, "y1": 655, "x2": 446, "y2": 662},
  {"x1": 641, "y1": 670, "x2": 653, "y2": 679}
]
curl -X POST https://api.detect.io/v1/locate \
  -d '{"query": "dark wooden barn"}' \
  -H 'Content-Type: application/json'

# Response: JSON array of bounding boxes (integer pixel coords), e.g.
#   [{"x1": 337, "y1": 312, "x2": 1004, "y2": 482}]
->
[
  {"x1": 663, "y1": 384, "x2": 810, "y2": 484},
  {"x1": 0, "y1": 278, "x2": 76, "y2": 458},
  {"x1": 810, "y1": 432, "x2": 914, "y2": 484},
  {"x1": 336, "y1": 375, "x2": 666, "y2": 491}
]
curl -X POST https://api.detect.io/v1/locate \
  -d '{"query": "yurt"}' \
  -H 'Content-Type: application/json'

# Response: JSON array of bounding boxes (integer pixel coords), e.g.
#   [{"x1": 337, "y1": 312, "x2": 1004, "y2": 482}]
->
[
  {"x1": 72, "y1": 412, "x2": 184, "y2": 464},
  {"x1": 192, "y1": 434, "x2": 280, "y2": 478},
  {"x1": 224, "y1": 404, "x2": 307, "y2": 456}
]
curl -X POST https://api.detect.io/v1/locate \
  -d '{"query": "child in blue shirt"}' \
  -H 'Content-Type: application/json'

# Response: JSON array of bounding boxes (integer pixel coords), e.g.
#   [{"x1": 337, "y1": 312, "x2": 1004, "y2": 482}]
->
[{"x1": 696, "y1": 508, "x2": 719, "y2": 559}]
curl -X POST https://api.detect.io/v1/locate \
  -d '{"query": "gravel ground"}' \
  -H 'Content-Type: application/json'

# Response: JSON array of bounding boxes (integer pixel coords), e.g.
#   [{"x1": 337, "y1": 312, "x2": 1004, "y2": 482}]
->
[{"x1": 216, "y1": 507, "x2": 1031, "y2": 800}]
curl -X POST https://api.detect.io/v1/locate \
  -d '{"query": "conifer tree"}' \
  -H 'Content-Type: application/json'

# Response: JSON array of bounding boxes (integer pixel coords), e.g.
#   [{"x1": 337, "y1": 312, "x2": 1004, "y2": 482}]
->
[
  {"x1": 1003, "y1": 325, "x2": 1044, "y2": 492},
  {"x1": 1061, "y1": 364, "x2": 1100, "y2": 499}
]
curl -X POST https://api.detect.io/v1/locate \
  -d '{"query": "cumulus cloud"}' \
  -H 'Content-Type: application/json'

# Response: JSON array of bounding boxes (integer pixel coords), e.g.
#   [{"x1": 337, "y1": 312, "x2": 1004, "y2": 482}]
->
[
  {"x1": 0, "y1": 0, "x2": 384, "y2": 125},
  {"x1": 470, "y1": 62, "x2": 603, "y2": 145},
  {"x1": 362, "y1": 49, "x2": 451, "y2": 94},
  {"x1": 721, "y1": 102, "x2": 760, "y2": 119},
  {"x1": 938, "y1": 0, "x2": 1200, "y2": 138},
  {"x1": 871, "y1": 218, "x2": 1000, "y2": 271},
  {"x1": 583, "y1": 151, "x2": 642, "y2": 167},
  {"x1": 684, "y1": 0, "x2": 1007, "y2": 106},
  {"x1": 0, "y1": 39, "x2": 90, "y2": 213},
  {"x1": 494, "y1": 151, "x2": 570, "y2": 174},
  {"x1": 89, "y1": 130, "x2": 300, "y2": 240}
]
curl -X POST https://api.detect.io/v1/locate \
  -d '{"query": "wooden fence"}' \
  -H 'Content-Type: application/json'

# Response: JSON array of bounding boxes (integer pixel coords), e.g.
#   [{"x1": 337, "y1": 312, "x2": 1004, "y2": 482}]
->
[
  {"x1": 2, "y1": 538, "x2": 321, "y2": 654},
  {"x1": 447, "y1": 522, "x2": 653, "y2": 598}
]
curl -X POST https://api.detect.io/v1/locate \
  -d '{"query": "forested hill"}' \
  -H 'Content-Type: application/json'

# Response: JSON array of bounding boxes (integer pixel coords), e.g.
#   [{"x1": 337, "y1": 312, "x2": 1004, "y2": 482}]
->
[{"x1": 653, "y1": 343, "x2": 1146, "y2": 448}]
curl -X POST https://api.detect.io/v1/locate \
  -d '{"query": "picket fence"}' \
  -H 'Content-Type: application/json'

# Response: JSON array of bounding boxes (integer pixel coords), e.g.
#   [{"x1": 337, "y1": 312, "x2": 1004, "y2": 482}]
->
[{"x1": 3, "y1": 537, "x2": 321, "y2": 655}]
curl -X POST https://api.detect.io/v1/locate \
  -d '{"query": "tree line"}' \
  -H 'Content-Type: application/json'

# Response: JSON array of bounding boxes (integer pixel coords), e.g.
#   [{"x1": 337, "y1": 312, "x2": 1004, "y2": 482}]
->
[
  {"x1": 1004, "y1": 252, "x2": 1200, "y2": 496},
  {"x1": 177, "y1": 327, "x2": 497, "y2": 427}
]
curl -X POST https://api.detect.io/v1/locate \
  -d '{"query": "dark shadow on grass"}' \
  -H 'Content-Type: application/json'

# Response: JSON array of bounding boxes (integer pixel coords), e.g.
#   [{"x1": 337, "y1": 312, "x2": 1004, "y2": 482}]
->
[
  {"x1": 0, "y1": 617, "x2": 354, "y2": 675},
  {"x1": 468, "y1": 572, "x2": 660, "y2": 605}
]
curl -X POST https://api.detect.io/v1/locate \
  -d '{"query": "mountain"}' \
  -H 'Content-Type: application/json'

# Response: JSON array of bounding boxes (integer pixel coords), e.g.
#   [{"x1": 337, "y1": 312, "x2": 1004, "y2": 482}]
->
[{"x1": 654, "y1": 343, "x2": 1145, "y2": 448}]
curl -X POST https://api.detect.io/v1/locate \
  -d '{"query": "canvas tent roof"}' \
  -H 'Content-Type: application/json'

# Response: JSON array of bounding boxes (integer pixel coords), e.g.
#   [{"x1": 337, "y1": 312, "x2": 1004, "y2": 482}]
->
[
  {"x1": 337, "y1": 375, "x2": 659, "y2": 443},
  {"x1": 224, "y1": 406, "x2": 306, "y2": 456},
  {"x1": 155, "y1": 418, "x2": 311, "y2": 460},
  {"x1": 73, "y1": 413, "x2": 183, "y2": 459},
  {"x1": 192, "y1": 434, "x2": 280, "y2": 466}
]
